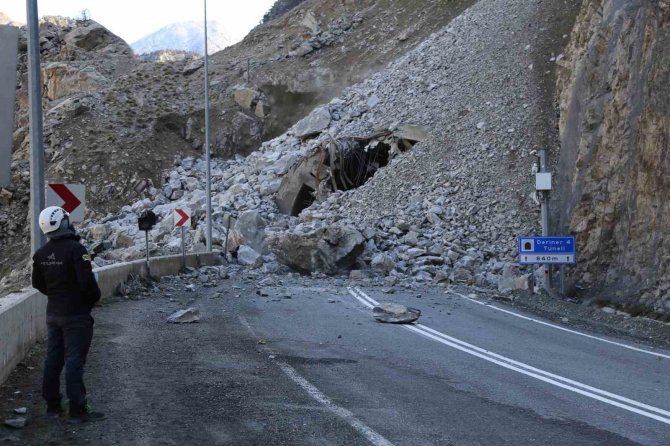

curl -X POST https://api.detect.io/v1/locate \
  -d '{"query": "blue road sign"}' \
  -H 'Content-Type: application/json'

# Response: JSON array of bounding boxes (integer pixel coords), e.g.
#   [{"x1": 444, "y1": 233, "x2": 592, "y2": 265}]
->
[{"x1": 518, "y1": 236, "x2": 576, "y2": 265}]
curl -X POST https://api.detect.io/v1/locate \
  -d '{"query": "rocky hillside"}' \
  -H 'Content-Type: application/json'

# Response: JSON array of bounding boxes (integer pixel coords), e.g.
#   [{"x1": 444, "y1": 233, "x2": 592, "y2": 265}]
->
[
  {"x1": 555, "y1": 0, "x2": 670, "y2": 312},
  {"x1": 0, "y1": 0, "x2": 477, "y2": 290},
  {"x1": 1, "y1": 0, "x2": 668, "y2": 316},
  {"x1": 1, "y1": 16, "x2": 135, "y2": 290},
  {"x1": 263, "y1": 0, "x2": 308, "y2": 23},
  {"x1": 130, "y1": 21, "x2": 231, "y2": 55},
  {"x1": 11, "y1": 0, "x2": 581, "y2": 294}
]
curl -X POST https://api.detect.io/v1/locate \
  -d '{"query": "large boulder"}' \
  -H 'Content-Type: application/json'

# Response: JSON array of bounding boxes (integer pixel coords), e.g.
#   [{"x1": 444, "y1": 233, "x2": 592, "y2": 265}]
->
[
  {"x1": 371, "y1": 253, "x2": 396, "y2": 274},
  {"x1": 233, "y1": 86, "x2": 260, "y2": 110},
  {"x1": 292, "y1": 106, "x2": 331, "y2": 139},
  {"x1": 63, "y1": 21, "x2": 125, "y2": 52},
  {"x1": 42, "y1": 63, "x2": 108, "y2": 101},
  {"x1": 373, "y1": 303, "x2": 421, "y2": 324},
  {"x1": 266, "y1": 225, "x2": 365, "y2": 274},
  {"x1": 86, "y1": 223, "x2": 111, "y2": 241},
  {"x1": 112, "y1": 231, "x2": 136, "y2": 249},
  {"x1": 234, "y1": 210, "x2": 267, "y2": 253},
  {"x1": 237, "y1": 245, "x2": 263, "y2": 267}
]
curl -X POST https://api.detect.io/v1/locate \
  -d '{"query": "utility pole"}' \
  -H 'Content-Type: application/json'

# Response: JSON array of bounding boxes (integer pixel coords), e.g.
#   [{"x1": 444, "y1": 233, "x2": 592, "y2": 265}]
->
[
  {"x1": 27, "y1": 0, "x2": 45, "y2": 254},
  {"x1": 538, "y1": 150, "x2": 551, "y2": 290},
  {"x1": 203, "y1": 0, "x2": 213, "y2": 252}
]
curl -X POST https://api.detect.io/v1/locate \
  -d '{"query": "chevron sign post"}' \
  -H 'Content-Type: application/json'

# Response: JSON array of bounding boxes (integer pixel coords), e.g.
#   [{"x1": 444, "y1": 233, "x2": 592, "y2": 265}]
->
[
  {"x1": 174, "y1": 208, "x2": 191, "y2": 269},
  {"x1": 46, "y1": 184, "x2": 86, "y2": 222},
  {"x1": 174, "y1": 208, "x2": 191, "y2": 227}
]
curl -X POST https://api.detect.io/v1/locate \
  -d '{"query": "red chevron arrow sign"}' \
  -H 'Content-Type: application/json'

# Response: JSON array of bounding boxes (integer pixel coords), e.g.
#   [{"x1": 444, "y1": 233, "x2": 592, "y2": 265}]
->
[
  {"x1": 46, "y1": 184, "x2": 86, "y2": 222},
  {"x1": 174, "y1": 208, "x2": 191, "y2": 227}
]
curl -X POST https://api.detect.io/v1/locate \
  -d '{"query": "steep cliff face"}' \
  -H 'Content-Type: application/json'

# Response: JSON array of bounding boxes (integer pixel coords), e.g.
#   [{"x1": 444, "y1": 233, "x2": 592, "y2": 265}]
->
[{"x1": 556, "y1": 0, "x2": 670, "y2": 311}]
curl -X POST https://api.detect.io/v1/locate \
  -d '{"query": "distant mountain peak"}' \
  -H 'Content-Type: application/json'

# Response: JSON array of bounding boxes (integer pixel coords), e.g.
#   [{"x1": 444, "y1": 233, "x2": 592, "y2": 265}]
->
[{"x1": 131, "y1": 21, "x2": 231, "y2": 55}]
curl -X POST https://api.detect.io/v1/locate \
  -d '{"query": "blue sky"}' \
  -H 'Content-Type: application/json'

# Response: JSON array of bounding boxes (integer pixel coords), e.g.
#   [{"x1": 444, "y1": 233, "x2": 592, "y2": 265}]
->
[{"x1": 3, "y1": 0, "x2": 276, "y2": 44}]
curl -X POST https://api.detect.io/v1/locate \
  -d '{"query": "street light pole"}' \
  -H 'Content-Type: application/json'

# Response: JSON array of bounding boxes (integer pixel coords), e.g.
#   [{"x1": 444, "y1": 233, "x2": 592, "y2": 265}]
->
[
  {"x1": 203, "y1": 0, "x2": 213, "y2": 252},
  {"x1": 27, "y1": 0, "x2": 45, "y2": 254}
]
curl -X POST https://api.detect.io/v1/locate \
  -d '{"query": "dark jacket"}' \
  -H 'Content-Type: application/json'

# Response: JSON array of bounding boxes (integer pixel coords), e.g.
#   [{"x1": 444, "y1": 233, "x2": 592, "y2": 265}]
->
[{"x1": 32, "y1": 233, "x2": 101, "y2": 316}]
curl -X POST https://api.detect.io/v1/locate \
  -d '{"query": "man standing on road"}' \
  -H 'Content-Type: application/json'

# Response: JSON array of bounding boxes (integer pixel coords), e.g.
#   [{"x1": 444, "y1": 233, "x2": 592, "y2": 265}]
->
[{"x1": 31, "y1": 206, "x2": 104, "y2": 423}]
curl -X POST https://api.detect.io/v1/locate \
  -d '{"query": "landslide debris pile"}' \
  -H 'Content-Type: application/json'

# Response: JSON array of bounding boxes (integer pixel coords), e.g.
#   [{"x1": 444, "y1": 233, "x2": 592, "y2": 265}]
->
[
  {"x1": 69, "y1": 0, "x2": 573, "y2": 296},
  {"x1": 3, "y1": 0, "x2": 667, "y2": 314},
  {"x1": 1, "y1": 0, "x2": 476, "y2": 292}
]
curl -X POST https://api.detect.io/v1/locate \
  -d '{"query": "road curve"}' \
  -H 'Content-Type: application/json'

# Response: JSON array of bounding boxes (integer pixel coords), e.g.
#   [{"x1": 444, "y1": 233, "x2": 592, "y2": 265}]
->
[{"x1": 1, "y1": 277, "x2": 668, "y2": 445}]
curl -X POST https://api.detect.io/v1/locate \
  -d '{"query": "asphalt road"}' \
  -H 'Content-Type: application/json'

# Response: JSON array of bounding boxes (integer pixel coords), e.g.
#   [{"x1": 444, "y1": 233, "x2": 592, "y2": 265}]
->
[{"x1": 1, "y1": 274, "x2": 669, "y2": 445}]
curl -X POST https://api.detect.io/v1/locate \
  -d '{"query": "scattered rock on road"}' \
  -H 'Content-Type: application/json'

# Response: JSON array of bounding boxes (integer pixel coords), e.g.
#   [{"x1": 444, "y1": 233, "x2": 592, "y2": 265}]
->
[
  {"x1": 237, "y1": 245, "x2": 263, "y2": 267},
  {"x1": 13, "y1": 408, "x2": 27, "y2": 415},
  {"x1": 373, "y1": 303, "x2": 421, "y2": 324},
  {"x1": 167, "y1": 308, "x2": 200, "y2": 323},
  {"x1": 3, "y1": 418, "x2": 26, "y2": 429}
]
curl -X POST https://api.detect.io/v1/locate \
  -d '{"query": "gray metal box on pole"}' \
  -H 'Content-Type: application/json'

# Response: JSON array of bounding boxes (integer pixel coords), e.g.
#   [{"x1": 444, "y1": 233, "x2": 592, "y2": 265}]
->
[{"x1": 0, "y1": 25, "x2": 19, "y2": 186}]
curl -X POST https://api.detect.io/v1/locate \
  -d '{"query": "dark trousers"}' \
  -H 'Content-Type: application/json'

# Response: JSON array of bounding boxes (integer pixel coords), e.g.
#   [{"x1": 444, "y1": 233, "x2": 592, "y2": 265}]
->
[{"x1": 42, "y1": 314, "x2": 94, "y2": 412}]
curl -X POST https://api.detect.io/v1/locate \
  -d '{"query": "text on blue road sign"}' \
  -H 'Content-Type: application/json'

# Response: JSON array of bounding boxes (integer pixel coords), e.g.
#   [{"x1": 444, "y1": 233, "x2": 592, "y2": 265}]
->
[{"x1": 518, "y1": 236, "x2": 576, "y2": 265}]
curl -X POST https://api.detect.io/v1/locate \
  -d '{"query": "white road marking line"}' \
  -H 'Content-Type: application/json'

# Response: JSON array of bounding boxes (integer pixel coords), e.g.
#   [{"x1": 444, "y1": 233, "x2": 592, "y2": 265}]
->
[
  {"x1": 454, "y1": 293, "x2": 670, "y2": 360},
  {"x1": 238, "y1": 315, "x2": 396, "y2": 446},
  {"x1": 277, "y1": 362, "x2": 396, "y2": 446},
  {"x1": 347, "y1": 287, "x2": 670, "y2": 425}
]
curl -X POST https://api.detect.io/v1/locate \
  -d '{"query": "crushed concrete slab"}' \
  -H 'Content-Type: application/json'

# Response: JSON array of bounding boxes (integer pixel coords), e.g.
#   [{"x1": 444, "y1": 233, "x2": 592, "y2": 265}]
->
[{"x1": 373, "y1": 303, "x2": 421, "y2": 324}]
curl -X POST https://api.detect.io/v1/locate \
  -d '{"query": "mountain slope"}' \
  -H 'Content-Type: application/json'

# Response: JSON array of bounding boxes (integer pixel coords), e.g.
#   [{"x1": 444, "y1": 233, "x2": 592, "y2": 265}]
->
[{"x1": 131, "y1": 21, "x2": 231, "y2": 55}]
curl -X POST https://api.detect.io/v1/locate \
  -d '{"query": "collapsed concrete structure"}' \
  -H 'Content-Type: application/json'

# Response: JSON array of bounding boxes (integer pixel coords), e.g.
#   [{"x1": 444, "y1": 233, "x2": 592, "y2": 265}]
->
[{"x1": 276, "y1": 125, "x2": 427, "y2": 216}]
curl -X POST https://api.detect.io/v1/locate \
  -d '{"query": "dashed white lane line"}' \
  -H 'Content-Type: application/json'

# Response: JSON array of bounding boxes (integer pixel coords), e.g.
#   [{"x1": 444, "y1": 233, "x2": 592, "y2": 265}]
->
[
  {"x1": 453, "y1": 292, "x2": 670, "y2": 360},
  {"x1": 238, "y1": 316, "x2": 396, "y2": 446},
  {"x1": 348, "y1": 287, "x2": 670, "y2": 426},
  {"x1": 277, "y1": 362, "x2": 396, "y2": 446}
]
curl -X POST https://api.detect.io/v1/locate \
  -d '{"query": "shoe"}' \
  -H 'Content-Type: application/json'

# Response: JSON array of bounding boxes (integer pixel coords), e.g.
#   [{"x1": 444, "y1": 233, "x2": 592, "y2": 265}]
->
[
  {"x1": 46, "y1": 403, "x2": 64, "y2": 418},
  {"x1": 68, "y1": 403, "x2": 105, "y2": 424},
  {"x1": 47, "y1": 407, "x2": 65, "y2": 418}
]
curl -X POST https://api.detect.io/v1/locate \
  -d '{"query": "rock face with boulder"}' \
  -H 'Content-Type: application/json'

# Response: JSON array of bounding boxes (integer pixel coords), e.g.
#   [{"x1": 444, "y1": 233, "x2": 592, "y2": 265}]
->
[{"x1": 266, "y1": 225, "x2": 365, "y2": 274}]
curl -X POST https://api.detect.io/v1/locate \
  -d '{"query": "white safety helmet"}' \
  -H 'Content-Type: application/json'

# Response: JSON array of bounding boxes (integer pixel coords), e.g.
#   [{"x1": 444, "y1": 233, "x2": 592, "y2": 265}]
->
[{"x1": 39, "y1": 206, "x2": 70, "y2": 235}]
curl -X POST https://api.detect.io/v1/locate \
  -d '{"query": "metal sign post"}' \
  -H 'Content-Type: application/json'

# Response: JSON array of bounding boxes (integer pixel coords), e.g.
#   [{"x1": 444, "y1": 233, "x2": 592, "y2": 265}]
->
[
  {"x1": 174, "y1": 208, "x2": 192, "y2": 269},
  {"x1": 223, "y1": 216, "x2": 231, "y2": 262},
  {"x1": 519, "y1": 236, "x2": 576, "y2": 296},
  {"x1": 144, "y1": 231, "x2": 150, "y2": 263},
  {"x1": 181, "y1": 226, "x2": 186, "y2": 269},
  {"x1": 138, "y1": 210, "x2": 158, "y2": 272}
]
